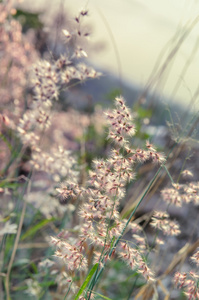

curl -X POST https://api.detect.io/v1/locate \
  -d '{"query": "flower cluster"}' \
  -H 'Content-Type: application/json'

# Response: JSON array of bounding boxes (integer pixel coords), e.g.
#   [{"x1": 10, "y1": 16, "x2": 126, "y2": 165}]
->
[
  {"x1": 25, "y1": 190, "x2": 75, "y2": 219},
  {"x1": 161, "y1": 181, "x2": 199, "y2": 207},
  {"x1": 119, "y1": 242, "x2": 154, "y2": 281},
  {"x1": 105, "y1": 97, "x2": 136, "y2": 146},
  {"x1": 0, "y1": 220, "x2": 17, "y2": 236},
  {"x1": 17, "y1": 58, "x2": 100, "y2": 149},
  {"x1": 52, "y1": 96, "x2": 166, "y2": 297},
  {"x1": 0, "y1": 1, "x2": 38, "y2": 171},
  {"x1": 30, "y1": 146, "x2": 78, "y2": 182},
  {"x1": 191, "y1": 247, "x2": 199, "y2": 266},
  {"x1": 174, "y1": 248, "x2": 199, "y2": 300},
  {"x1": 150, "y1": 211, "x2": 180, "y2": 236},
  {"x1": 51, "y1": 237, "x2": 88, "y2": 271},
  {"x1": 0, "y1": 1, "x2": 37, "y2": 117}
]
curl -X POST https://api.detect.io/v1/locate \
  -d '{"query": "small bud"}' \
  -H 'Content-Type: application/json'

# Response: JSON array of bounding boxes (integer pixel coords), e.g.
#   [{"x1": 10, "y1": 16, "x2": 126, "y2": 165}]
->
[{"x1": 62, "y1": 29, "x2": 71, "y2": 39}]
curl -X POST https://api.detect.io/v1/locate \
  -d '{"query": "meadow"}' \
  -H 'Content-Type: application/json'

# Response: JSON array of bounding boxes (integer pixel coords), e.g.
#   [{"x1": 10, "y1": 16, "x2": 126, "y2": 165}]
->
[{"x1": 0, "y1": 1, "x2": 199, "y2": 299}]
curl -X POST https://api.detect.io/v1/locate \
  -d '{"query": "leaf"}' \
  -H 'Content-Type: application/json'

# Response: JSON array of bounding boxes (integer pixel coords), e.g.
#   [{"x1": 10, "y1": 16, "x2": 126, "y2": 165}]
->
[
  {"x1": 39, "y1": 281, "x2": 55, "y2": 288},
  {"x1": 0, "y1": 182, "x2": 20, "y2": 189},
  {"x1": 0, "y1": 133, "x2": 12, "y2": 150},
  {"x1": 110, "y1": 236, "x2": 115, "y2": 248},
  {"x1": 74, "y1": 263, "x2": 99, "y2": 300},
  {"x1": 14, "y1": 9, "x2": 43, "y2": 32},
  {"x1": 21, "y1": 218, "x2": 55, "y2": 241},
  {"x1": 94, "y1": 292, "x2": 113, "y2": 300}
]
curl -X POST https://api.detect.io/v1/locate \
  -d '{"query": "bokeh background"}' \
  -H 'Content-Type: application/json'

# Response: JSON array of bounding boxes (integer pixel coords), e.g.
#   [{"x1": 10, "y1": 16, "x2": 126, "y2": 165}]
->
[{"x1": 18, "y1": 0, "x2": 199, "y2": 107}]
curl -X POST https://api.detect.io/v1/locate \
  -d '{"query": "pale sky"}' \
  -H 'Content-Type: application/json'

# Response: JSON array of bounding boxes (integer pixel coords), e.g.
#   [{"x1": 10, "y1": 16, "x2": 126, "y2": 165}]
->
[{"x1": 20, "y1": 0, "x2": 199, "y2": 107}]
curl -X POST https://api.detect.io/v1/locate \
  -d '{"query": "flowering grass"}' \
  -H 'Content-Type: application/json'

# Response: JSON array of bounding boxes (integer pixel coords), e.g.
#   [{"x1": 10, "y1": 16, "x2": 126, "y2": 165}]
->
[{"x1": 0, "y1": 1, "x2": 199, "y2": 300}]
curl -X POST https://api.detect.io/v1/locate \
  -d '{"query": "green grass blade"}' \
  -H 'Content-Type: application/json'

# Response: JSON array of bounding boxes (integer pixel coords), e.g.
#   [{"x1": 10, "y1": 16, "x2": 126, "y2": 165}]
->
[
  {"x1": 21, "y1": 218, "x2": 55, "y2": 241},
  {"x1": 0, "y1": 133, "x2": 12, "y2": 151},
  {"x1": 94, "y1": 292, "x2": 112, "y2": 300},
  {"x1": 74, "y1": 263, "x2": 99, "y2": 300}
]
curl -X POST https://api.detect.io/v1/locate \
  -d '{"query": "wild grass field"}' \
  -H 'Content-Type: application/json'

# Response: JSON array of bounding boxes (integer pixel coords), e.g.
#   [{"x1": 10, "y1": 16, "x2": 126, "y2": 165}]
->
[{"x1": 0, "y1": 1, "x2": 199, "y2": 299}]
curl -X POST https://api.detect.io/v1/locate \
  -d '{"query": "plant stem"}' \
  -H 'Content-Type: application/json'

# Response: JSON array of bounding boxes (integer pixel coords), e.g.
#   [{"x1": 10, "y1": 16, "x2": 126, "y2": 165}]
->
[
  {"x1": 89, "y1": 165, "x2": 163, "y2": 294},
  {"x1": 4, "y1": 176, "x2": 31, "y2": 300},
  {"x1": 89, "y1": 140, "x2": 179, "y2": 293}
]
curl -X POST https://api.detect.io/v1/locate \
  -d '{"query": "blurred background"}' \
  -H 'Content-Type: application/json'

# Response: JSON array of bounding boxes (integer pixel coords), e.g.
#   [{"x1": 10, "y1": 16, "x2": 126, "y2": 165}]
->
[{"x1": 18, "y1": 0, "x2": 199, "y2": 108}]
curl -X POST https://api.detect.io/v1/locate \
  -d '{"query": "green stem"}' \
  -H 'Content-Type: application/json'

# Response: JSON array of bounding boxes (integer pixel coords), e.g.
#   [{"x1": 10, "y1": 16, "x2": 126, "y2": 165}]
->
[
  {"x1": 163, "y1": 165, "x2": 174, "y2": 184},
  {"x1": 90, "y1": 164, "x2": 163, "y2": 291},
  {"x1": 89, "y1": 138, "x2": 180, "y2": 292}
]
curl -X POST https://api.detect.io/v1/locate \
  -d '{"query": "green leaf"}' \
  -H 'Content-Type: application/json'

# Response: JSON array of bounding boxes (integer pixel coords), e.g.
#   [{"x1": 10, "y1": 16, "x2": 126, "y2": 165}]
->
[
  {"x1": 0, "y1": 182, "x2": 20, "y2": 189},
  {"x1": 21, "y1": 218, "x2": 55, "y2": 241},
  {"x1": 74, "y1": 263, "x2": 99, "y2": 300},
  {"x1": 94, "y1": 292, "x2": 113, "y2": 300},
  {"x1": 14, "y1": 9, "x2": 43, "y2": 32},
  {"x1": 30, "y1": 262, "x2": 38, "y2": 274},
  {"x1": 0, "y1": 133, "x2": 12, "y2": 150},
  {"x1": 39, "y1": 281, "x2": 55, "y2": 288},
  {"x1": 110, "y1": 236, "x2": 115, "y2": 248},
  {"x1": 137, "y1": 107, "x2": 152, "y2": 119}
]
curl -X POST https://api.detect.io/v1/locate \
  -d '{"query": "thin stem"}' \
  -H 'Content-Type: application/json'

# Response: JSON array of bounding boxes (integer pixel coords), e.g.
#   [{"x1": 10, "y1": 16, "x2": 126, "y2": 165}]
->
[
  {"x1": 4, "y1": 176, "x2": 31, "y2": 300},
  {"x1": 176, "y1": 149, "x2": 191, "y2": 183},
  {"x1": 163, "y1": 165, "x2": 174, "y2": 184},
  {"x1": 126, "y1": 276, "x2": 138, "y2": 300},
  {"x1": 91, "y1": 164, "x2": 163, "y2": 289},
  {"x1": 87, "y1": 155, "x2": 128, "y2": 299},
  {"x1": 87, "y1": 185, "x2": 122, "y2": 299},
  {"x1": 95, "y1": 6, "x2": 123, "y2": 91},
  {"x1": 90, "y1": 140, "x2": 179, "y2": 290}
]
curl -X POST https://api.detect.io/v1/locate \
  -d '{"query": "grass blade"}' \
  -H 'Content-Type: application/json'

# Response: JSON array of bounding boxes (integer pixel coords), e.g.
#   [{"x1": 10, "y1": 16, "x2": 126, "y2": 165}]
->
[
  {"x1": 74, "y1": 263, "x2": 99, "y2": 300},
  {"x1": 21, "y1": 218, "x2": 55, "y2": 241}
]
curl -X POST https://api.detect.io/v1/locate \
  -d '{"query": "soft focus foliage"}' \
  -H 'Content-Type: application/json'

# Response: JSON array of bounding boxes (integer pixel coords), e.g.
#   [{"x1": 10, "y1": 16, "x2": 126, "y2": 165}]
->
[{"x1": 0, "y1": 1, "x2": 199, "y2": 300}]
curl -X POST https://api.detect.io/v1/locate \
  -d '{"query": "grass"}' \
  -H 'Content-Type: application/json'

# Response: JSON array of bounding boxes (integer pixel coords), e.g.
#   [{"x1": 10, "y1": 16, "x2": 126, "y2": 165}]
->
[{"x1": 0, "y1": 2, "x2": 199, "y2": 300}]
